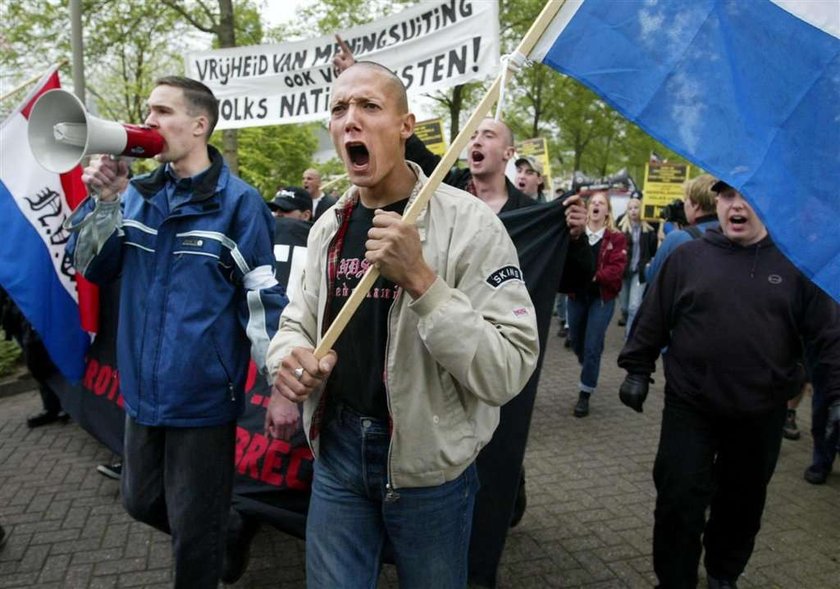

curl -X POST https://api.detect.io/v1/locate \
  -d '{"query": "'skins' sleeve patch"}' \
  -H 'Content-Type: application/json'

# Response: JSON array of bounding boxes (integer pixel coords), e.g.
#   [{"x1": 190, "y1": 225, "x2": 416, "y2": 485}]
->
[{"x1": 486, "y1": 265, "x2": 523, "y2": 289}]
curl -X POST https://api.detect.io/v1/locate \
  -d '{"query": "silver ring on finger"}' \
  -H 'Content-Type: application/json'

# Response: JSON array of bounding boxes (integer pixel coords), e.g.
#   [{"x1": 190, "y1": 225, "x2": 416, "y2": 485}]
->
[{"x1": 293, "y1": 367, "x2": 304, "y2": 381}]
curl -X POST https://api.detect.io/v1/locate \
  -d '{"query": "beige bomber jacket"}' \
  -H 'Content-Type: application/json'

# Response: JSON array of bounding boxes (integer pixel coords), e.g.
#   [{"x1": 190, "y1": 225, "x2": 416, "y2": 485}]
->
[{"x1": 265, "y1": 163, "x2": 539, "y2": 489}]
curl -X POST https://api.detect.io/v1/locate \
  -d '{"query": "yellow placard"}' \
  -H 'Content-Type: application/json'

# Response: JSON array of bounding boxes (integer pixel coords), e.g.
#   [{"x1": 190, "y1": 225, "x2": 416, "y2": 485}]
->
[
  {"x1": 642, "y1": 162, "x2": 690, "y2": 221},
  {"x1": 415, "y1": 118, "x2": 447, "y2": 156},
  {"x1": 515, "y1": 137, "x2": 553, "y2": 197}
]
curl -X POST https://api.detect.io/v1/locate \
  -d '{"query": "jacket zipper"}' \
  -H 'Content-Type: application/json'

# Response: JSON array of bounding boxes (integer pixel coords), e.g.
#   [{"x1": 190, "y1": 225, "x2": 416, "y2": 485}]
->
[
  {"x1": 383, "y1": 287, "x2": 402, "y2": 503},
  {"x1": 151, "y1": 205, "x2": 221, "y2": 415},
  {"x1": 212, "y1": 341, "x2": 236, "y2": 401},
  {"x1": 384, "y1": 189, "x2": 424, "y2": 502}
]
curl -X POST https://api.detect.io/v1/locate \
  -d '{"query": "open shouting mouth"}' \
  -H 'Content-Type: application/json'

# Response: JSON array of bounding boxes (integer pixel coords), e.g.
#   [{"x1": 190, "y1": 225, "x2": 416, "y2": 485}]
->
[{"x1": 346, "y1": 142, "x2": 370, "y2": 170}]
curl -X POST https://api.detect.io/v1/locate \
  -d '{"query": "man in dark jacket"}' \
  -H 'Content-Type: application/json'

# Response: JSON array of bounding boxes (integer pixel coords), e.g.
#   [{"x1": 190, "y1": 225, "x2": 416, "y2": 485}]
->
[
  {"x1": 66, "y1": 76, "x2": 287, "y2": 589},
  {"x1": 302, "y1": 168, "x2": 336, "y2": 221},
  {"x1": 617, "y1": 181, "x2": 840, "y2": 589}
]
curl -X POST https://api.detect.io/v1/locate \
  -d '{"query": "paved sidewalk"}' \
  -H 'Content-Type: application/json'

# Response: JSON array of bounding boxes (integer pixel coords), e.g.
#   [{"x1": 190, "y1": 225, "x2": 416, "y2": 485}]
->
[{"x1": 1, "y1": 319, "x2": 838, "y2": 588}]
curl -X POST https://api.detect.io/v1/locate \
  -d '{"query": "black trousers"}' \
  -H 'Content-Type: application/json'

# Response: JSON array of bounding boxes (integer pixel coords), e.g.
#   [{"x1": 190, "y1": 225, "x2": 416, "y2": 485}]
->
[
  {"x1": 652, "y1": 398, "x2": 786, "y2": 588},
  {"x1": 121, "y1": 417, "x2": 236, "y2": 589},
  {"x1": 22, "y1": 335, "x2": 61, "y2": 414}
]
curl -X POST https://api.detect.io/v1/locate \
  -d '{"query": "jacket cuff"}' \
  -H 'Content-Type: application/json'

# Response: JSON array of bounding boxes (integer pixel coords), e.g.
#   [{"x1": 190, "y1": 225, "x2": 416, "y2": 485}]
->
[{"x1": 407, "y1": 276, "x2": 450, "y2": 317}]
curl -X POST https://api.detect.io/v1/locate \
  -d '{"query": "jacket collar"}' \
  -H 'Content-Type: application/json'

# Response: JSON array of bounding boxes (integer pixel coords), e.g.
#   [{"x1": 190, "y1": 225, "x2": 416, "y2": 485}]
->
[
  {"x1": 332, "y1": 161, "x2": 427, "y2": 233},
  {"x1": 131, "y1": 145, "x2": 225, "y2": 202}
]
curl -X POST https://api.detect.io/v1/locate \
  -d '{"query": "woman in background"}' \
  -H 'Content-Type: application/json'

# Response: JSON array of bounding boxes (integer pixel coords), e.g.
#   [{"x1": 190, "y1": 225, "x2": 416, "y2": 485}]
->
[
  {"x1": 565, "y1": 192, "x2": 627, "y2": 417},
  {"x1": 617, "y1": 197, "x2": 658, "y2": 337}
]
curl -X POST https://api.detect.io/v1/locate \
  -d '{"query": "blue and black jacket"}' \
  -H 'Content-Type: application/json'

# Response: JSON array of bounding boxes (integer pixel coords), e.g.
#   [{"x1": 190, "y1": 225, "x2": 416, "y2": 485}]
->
[{"x1": 67, "y1": 146, "x2": 287, "y2": 427}]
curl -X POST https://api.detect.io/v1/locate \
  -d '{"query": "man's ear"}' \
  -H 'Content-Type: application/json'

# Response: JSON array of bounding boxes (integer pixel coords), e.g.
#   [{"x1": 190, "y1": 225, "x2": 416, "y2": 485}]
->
[
  {"x1": 400, "y1": 112, "x2": 416, "y2": 140},
  {"x1": 194, "y1": 114, "x2": 209, "y2": 138},
  {"x1": 503, "y1": 144, "x2": 515, "y2": 162}
]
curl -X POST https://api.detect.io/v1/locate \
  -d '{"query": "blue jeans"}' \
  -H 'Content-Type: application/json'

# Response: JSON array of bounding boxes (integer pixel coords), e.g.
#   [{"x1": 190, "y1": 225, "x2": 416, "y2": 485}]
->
[
  {"x1": 306, "y1": 404, "x2": 479, "y2": 588},
  {"x1": 121, "y1": 417, "x2": 236, "y2": 589},
  {"x1": 555, "y1": 293, "x2": 568, "y2": 325},
  {"x1": 618, "y1": 275, "x2": 631, "y2": 318},
  {"x1": 567, "y1": 294, "x2": 615, "y2": 393}
]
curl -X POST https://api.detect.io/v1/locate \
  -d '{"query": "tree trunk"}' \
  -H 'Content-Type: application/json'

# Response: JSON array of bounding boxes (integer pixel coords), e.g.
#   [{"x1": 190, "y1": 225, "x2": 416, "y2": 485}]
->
[
  {"x1": 449, "y1": 85, "x2": 464, "y2": 143},
  {"x1": 217, "y1": 0, "x2": 238, "y2": 173}
]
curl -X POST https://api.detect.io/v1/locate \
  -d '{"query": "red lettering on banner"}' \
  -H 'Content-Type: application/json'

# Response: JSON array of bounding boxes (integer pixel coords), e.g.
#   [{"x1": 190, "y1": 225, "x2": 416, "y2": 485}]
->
[
  {"x1": 93, "y1": 364, "x2": 112, "y2": 395},
  {"x1": 235, "y1": 426, "x2": 251, "y2": 464},
  {"x1": 83, "y1": 358, "x2": 99, "y2": 389},
  {"x1": 81, "y1": 358, "x2": 123, "y2": 410},
  {"x1": 233, "y1": 426, "x2": 313, "y2": 488},
  {"x1": 238, "y1": 433, "x2": 270, "y2": 478}
]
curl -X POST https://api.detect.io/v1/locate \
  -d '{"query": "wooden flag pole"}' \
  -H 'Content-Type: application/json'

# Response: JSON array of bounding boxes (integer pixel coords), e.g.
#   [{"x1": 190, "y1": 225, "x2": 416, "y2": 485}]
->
[
  {"x1": 313, "y1": 0, "x2": 566, "y2": 359},
  {"x1": 320, "y1": 173, "x2": 348, "y2": 192},
  {"x1": 0, "y1": 60, "x2": 69, "y2": 103}
]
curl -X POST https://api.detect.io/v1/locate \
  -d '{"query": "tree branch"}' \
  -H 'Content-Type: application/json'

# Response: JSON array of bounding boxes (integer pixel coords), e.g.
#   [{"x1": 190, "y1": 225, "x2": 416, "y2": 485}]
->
[{"x1": 160, "y1": 0, "x2": 216, "y2": 34}]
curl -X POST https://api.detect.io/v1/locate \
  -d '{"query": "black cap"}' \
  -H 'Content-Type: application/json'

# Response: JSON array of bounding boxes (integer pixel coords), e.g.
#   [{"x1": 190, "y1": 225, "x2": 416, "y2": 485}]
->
[
  {"x1": 711, "y1": 179, "x2": 733, "y2": 193},
  {"x1": 268, "y1": 186, "x2": 312, "y2": 212}
]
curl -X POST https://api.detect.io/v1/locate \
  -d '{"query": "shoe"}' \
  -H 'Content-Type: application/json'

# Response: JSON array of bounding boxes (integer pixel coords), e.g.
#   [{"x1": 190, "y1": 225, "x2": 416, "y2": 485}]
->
[
  {"x1": 564, "y1": 337, "x2": 572, "y2": 349},
  {"x1": 803, "y1": 465, "x2": 830, "y2": 485},
  {"x1": 97, "y1": 462, "x2": 122, "y2": 480},
  {"x1": 707, "y1": 574, "x2": 738, "y2": 589},
  {"x1": 510, "y1": 475, "x2": 527, "y2": 528},
  {"x1": 221, "y1": 512, "x2": 260, "y2": 584},
  {"x1": 557, "y1": 326, "x2": 568, "y2": 338},
  {"x1": 782, "y1": 409, "x2": 800, "y2": 440},
  {"x1": 618, "y1": 316, "x2": 627, "y2": 327},
  {"x1": 573, "y1": 392, "x2": 590, "y2": 418},
  {"x1": 26, "y1": 410, "x2": 69, "y2": 428}
]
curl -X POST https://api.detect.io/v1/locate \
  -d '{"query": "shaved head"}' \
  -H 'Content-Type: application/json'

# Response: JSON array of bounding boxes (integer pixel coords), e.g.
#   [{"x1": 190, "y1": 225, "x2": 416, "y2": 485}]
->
[
  {"x1": 342, "y1": 61, "x2": 409, "y2": 114},
  {"x1": 484, "y1": 118, "x2": 514, "y2": 147}
]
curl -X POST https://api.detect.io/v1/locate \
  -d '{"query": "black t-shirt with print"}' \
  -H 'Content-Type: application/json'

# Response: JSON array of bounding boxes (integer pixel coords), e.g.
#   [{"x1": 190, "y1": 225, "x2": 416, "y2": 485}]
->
[{"x1": 325, "y1": 198, "x2": 408, "y2": 419}]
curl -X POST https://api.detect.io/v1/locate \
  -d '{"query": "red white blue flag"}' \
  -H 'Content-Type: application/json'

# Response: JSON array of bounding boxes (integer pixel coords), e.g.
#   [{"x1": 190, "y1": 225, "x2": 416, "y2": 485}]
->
[
  {"x1": 0, "y1": 65, "x2": 97, "y2": 381},
  {"x1": 531, "y1": 0, "x2": 840, "y2": 302}
]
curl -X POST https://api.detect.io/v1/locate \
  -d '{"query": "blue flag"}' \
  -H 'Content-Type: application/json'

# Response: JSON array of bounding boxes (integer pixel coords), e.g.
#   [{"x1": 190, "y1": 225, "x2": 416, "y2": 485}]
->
[{"x1": 531, "y1": 0, "x2": 840, "y2": 301}]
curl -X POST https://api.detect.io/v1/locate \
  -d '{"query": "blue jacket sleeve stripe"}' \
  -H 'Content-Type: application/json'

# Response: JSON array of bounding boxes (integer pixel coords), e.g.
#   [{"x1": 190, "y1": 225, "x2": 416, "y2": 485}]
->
[
  {"x1": 125, "y1": 242, "x2": 155, "y2": 253},
  {"x1": 175, "y1": 229, "x2": 251, "y2": 276},
  {"x1": 121, "y1": 219, "x2": 158, "y2": 235}
]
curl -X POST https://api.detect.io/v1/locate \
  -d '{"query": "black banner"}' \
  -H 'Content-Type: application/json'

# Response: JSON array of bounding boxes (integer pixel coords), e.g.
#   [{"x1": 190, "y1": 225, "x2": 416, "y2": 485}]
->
[
  {"x1": 469, "y1": 201, "x2": 570, "y2": 587},
  {"x1": 49, "y1": 203, "x2": 568, "y2": 570}
]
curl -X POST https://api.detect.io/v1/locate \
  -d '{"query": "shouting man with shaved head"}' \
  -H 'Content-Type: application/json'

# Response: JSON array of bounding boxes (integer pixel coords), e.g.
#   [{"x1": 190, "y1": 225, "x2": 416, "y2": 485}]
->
[
  {"x1": 302, "y1": 167, "x2": 336, "y2": 221},
  {"x1": 264, "y1": 61, "x2": 539, "y2": 587}
]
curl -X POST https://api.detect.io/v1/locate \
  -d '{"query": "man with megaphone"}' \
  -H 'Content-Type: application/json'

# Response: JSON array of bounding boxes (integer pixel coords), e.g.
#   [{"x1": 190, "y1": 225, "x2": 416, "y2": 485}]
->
[{"x1": 65, "y1": 76, "x2": 288, "y2": 589}]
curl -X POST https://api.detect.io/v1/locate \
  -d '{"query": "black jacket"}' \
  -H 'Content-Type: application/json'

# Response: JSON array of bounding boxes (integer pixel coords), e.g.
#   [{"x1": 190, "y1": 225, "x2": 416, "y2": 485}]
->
[
  {"x1": 313, "y1": 195, "x2": 337, "y2": 222},
  {"x1": 404, "y1": 134, "x2": 594, "y2": 289},
  {"x1": 622, "y1": 225, "x2": 658, "y2": 283},
  {"x1": 619, "y1": 227, "x2": 840, "y2": 416}
]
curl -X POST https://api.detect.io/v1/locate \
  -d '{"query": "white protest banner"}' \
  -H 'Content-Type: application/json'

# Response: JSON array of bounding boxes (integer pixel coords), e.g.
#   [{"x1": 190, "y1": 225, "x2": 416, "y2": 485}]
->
[{"x1": 185, "y1": 0, "x2": 500, "y2": 129}]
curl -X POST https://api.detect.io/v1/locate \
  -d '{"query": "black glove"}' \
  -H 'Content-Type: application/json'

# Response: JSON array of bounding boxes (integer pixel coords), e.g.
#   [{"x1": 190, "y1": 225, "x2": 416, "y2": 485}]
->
[
  {"x1": 619, "y1": 373, "x2": 652, "y2": 413},
  {"x1": 826, "y1": 400, "x2": 840, "y2": 444}
]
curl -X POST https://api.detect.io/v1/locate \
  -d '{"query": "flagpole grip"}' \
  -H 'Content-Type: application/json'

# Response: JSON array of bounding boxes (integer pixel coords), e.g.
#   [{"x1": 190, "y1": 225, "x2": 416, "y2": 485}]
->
[{"x1": 312, "y1": 0, "x2": 567, "y2": 360}]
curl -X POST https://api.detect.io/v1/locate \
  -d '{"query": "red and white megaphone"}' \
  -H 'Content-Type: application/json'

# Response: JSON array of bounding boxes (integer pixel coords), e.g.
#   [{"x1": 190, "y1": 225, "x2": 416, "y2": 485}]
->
[{"x1": 28, "y1": 88, "x2": 165, "y2": 174}]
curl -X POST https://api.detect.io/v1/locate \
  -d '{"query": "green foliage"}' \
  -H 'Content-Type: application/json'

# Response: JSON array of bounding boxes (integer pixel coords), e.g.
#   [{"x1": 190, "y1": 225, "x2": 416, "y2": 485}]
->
[
  {"x1": 0, "y1": 333, "x2": 21, "y2": 378},
  {"x1": 1, "y1": 0, "x2": 697, "y2": 191},
  {"x1": 230, "y1": 123, "x2": 319, "y2": 199},
  {"x1": 292, "y1": 0, "x2": 408, "y2": 34}
]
